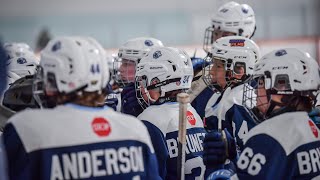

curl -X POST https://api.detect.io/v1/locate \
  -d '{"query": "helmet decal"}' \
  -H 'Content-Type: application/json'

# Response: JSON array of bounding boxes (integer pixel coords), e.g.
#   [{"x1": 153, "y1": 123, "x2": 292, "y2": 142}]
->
[
  {"x1": 275, "y1": 49, "x2": 287, "y2": 57},
  {"x1": 144, "y1": 40, "x2": 154, "y2": 47},
  {"x1": 17, "y1": 57, "x2": 27, "y2": 64},
  {"x1": 153, "y1": 51, "x2": 162, "y2": 59},
  {"x1": 229, "y1": 39, "x2": 245, "y2": 47},
  {"x1": 51, "y1": 41, "x2": 61, "y2": 52}
]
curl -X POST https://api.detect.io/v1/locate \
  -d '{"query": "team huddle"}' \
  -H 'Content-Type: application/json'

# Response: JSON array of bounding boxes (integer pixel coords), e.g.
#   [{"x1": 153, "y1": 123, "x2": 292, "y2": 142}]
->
[{"x1": 0, "y1": 1, "x2": 320, "y2": 180}]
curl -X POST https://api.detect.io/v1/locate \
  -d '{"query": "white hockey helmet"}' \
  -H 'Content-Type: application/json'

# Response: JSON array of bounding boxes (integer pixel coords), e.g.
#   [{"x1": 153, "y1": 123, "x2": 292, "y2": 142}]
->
[
  {"x1": 135, "y1": 47, "x2": 193, "y2": 108},
  {"x1": 4, "y1": 42, "x2": 39, "y2": 78},
  {"x1": 40, "y1": 36, "x2": 109, "y2": 95},
  {"x1": 243, "y1": 48, "x2": 320, "y2": 123},
  {"x1": 203, "y1": 1, "x2": 256, "y2": 53},
  {"x1": 4, "y1": 42, "x2": 34, "y2": 59},
  {"x1": 115, "y1": 37, "x2": 164, "y2": 87},
  {"x1": 6, "y1": 71, "x2": 21, "y2": 87},
  {"x1": 7, "y1": 54, "x2": 39, "y2": 78},
  {"x1": 118, "y1": 37, "x2": 164, "y2": 62},
  {"x1": 203, "y1": 36, "x2": 260, "y2": 92}
]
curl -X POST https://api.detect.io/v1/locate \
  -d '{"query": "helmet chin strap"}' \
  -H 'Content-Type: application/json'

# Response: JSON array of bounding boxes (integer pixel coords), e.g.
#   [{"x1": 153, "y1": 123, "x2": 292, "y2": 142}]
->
[{"x1": 265, "y1": 95, "x2": 298, "y2": 119}]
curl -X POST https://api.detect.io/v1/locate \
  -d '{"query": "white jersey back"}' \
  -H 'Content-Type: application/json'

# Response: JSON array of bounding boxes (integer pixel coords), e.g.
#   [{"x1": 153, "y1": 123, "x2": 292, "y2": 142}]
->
[{"x1": 3, "y1": 103, "x2": 160, "y2": 180}]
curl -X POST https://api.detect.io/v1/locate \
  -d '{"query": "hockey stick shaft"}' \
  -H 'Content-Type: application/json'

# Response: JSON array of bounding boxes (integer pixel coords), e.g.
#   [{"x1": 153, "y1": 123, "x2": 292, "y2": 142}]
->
[{"x1": 177, "y1": 93, "x2": 190, "y2": 180}]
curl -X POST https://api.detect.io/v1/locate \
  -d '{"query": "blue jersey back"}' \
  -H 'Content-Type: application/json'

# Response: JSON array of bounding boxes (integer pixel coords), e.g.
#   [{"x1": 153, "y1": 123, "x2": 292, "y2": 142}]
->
[
  {"x1": 234, "y1": 112, "x2": 320, "y2": 179},
  {"x1": 3, "y1": 104, "x2": 160, "y2": 180},
  {"x1": 138, "y1": 103, "x2": 206, "y2": 180}
]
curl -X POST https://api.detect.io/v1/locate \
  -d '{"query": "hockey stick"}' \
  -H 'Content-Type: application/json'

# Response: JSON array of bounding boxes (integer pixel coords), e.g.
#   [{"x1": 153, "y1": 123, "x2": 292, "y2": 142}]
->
[
  {"x1": 177, "y1": 93, "x2": 190, "y2": 180},
  {"x1": 217, "y1": 87, "x2": 232, "y2": 159},
  {"x1": 187, "y1": 71, "x2": 207, "y2": 102}
]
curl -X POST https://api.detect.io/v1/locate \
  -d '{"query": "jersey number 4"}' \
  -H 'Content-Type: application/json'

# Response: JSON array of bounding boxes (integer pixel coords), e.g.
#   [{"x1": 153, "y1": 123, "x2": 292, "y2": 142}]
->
[
  {"x1": 232, "y1": 121, "x2": 248, "y2": 140},
  {"x1": 237, "y1": 147, "x2": 266, "y2": 176}
]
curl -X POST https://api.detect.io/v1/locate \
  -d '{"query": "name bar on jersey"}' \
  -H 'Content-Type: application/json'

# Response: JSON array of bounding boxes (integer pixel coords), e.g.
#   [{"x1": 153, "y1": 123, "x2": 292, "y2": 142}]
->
[
  {"x1": 50, "y1": 146, "x2": 144, "y2": 179},
  {"x1": 166, "y1": 132, "x2": 205, "y2": 158},
  {"x1": 297, "y1": 146, "x2": 320, "y2": 175}
]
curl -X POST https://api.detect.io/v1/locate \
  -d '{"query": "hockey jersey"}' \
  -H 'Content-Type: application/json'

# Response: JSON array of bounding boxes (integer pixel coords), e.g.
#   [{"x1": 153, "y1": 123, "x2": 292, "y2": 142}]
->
[
  {"x1": 211, "y1": 85, "x2": 256, "y2": 151},
  {"x1": 3, "y1": 103, "x2": 160, "y2": 180},
  {"x1": 191, "y1": 86, "x2": 215, "y2": 120},
  {"x1": 204, "y1": 92, "x2": 222, "y2": 130},
  {"x1": 231, "y1": 111, "x2": 320, "y2": 179},
  {"x1": 138, "y1": 102, "x2": 206, "y2": 180}
]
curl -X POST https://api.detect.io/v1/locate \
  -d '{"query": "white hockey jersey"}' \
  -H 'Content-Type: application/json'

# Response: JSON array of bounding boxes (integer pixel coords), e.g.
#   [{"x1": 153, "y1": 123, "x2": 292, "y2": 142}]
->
[
  {"x1": 138, "y1": 102, "x2": 206, "y2": 180},
  {"x1": 3, "y1": 103, "x2": 160, "y2": 180}
]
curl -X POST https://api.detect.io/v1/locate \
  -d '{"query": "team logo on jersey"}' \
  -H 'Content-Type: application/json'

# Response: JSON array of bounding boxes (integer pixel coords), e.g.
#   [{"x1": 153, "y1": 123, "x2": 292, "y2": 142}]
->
[
  {"x1": 144, "y1": 40, "x2": 154, "y2": 46},
  {"x1": 229, "y1": 39, "x2": 245, "y2": 47},
  {"x1": 92, "y1": 117, "x2": 111, "y2": 137},
  {"x1": 17, "y1": 57, "x2": 27, "y2": 64},
  {"x1": 275, "y1": 49, "x2": 287, "y2": 56},
  {"x1": 308, "y1": 120, "x2": 318, "y2": 138},
  {"x1": 186, "y1": 111, "x2": 196, "y2": 125},
  {"x1": 52, "y1": 41, "x2": 61, "y2": 52},
  {"x1": 153, "y1": 51, "x2": 162, "y2": 59}
]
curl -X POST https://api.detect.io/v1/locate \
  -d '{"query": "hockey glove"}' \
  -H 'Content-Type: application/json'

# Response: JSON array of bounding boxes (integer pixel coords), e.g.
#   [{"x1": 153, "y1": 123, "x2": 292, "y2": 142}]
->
[{"x1": 203, "y1": 128, "x2": 236, "y2": 169}]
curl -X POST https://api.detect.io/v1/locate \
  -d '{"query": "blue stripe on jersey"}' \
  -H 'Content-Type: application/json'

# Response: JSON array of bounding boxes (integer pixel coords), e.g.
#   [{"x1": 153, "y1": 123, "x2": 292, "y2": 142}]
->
[
  {"x1": 237, "y1": 133, "x2": 320, "y2": 179},
  {"x1": 142, "y1": 120, "x2": 168, "y2": 179},
  {"x1": 3, "y1": 123, "x2": 160, "y2": 180}
]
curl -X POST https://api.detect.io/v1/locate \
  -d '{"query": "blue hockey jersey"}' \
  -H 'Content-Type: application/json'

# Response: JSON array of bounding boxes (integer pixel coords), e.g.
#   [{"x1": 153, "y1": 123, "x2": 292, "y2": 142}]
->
[
  {"x1": 232, "y1": 112, "x2": 320, "y2": 180},
  {"x1": 191, "y1": 87, "x2": 215, "y2": 120},
  {"x1": 212, "y1": 85, "x2": 256, "y2": 151},
  {"x1": 3, "y1": 103, "x2": 160, "y2": 180},
  {"x1": 138, "y1": 102, "x2": 206, "y2": 180}
]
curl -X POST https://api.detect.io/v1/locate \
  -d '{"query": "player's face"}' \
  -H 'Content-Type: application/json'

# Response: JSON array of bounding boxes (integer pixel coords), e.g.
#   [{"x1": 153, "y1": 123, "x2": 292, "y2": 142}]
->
[
  {"x1": 210, "y1": 59, "x2": 227, "y2": 88},
  {"x1": 119, "y1": 59, "x2": 136, "y2": 82},
  {"x1": 256, "y1": 78, "x2": 269, "y2": 114},
  {"x1": 139, "y1": 79, "x2": 160, "y2": 103},
  {"x1": 213, "y1": 29, "x2": 237, "y2": 41}
]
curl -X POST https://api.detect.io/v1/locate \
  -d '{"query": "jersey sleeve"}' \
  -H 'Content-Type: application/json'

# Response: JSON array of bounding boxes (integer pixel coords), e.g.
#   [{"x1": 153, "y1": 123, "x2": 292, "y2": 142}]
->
[
  {"x1": 191, "y1": 87, "x2": 214, "y2": 120},
  {"x1": 3, "y1": 123, "x2": 31, "y2": 179},
  {"x1": 143, "y1": 137, "x2": 162, "y2": 180},
  {"x1": 236, "y1": 134, "x2": 288, "y2": 180},
  {"x1": 142, "y1": 120, "x2": 168, "y2": 179}
]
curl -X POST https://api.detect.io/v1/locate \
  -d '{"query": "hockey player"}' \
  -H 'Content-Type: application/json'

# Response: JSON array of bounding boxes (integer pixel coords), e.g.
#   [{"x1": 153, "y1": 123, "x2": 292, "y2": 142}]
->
[
  {"x1": 116, "y1": 37, "x2": 164, "y2": 116},
  {"x1": 135, "y1": 47, "x2": 206, "y2": 179},
  {"x1": 202, "y1": 36, "x2": 259, "y2": 177},
  {"x1": 2, "y1": 36, "x2": 161, "y2": 180},
  {"x1": 191, "y1": 1, "x2": 256, "y2": 120},
  {"x1": 206, "y1": 48, "x2": 320, "y2": 179},
  {"x1": 203, "y1": 36, "x2": 260, "y2": 147}
]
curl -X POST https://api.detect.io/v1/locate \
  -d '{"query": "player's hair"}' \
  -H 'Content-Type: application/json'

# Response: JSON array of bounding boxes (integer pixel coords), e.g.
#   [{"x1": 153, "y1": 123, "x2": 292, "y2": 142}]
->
[
  {"x1": 54, "y1": 90, "x2": 107, "y2": 107},
  {"x1": 285, "y1": 96, "x2": 313, "y2": 112}
]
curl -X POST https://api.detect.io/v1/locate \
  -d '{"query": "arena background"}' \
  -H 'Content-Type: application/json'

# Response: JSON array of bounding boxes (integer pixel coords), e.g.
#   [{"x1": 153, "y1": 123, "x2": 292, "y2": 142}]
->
[{"x1": 0, "y1": 0, "x2": 319, "y2": 63}]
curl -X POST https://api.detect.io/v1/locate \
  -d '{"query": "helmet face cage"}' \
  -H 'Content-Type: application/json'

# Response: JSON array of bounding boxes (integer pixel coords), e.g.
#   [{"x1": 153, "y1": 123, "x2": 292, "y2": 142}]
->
[
  {"x1": 33, "y1": 66, "x2": 45, "y2": 109},
  {"x1": 243, "y1": 75, "x2": 268, "y2": 124},
  {"x1": 135, "y1": 75, "x2": 152, "y2": 109},
  {"x1": 203, "y1": 27, "x2": 237, "y2": 53},
  {"x1": 114, "y1": 58, "x2": 136, "y2": 88},
  {"x1": 202, "y1": 55, "x2": 247, "y2": 92}
]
